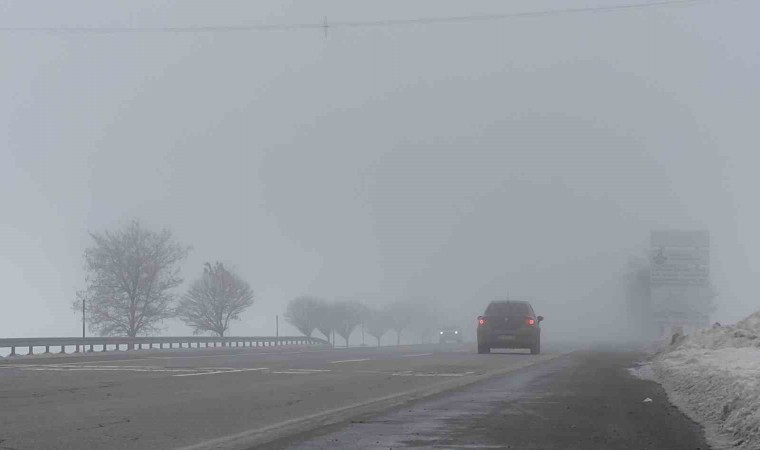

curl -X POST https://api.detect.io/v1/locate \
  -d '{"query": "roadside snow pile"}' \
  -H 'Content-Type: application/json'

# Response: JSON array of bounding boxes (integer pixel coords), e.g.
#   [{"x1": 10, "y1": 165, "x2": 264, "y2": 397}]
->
[{"x1": 648, "y1": 312, "x2": 760, "y2": 450}]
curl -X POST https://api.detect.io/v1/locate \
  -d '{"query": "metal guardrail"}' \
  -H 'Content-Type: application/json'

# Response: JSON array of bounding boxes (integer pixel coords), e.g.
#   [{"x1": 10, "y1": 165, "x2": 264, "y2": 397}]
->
[{"x1": 0, "y1": 335, "x2": 330, "y2": 357}]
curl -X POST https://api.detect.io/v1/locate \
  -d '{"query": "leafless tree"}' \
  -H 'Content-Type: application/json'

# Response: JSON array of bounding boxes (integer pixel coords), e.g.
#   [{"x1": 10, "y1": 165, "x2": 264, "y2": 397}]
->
[
  {"x1": 313, "y1": 298, "x2": 336, "y2": 344},
  {"x1": 284, "y1": 295, "x2": 322, "y2": 337},
  {"x1": 333, "y1": 300, "x2": 366, "y2": 347},
  {"x1": 410, "y1": 301, "x2": 442, "y2": 344},
  {"x1": 366, "y1": 307, "x2": 390, "y2": 347},
  {"x1": 385, "y1": 301, "x2": 415, "y2": 346},
  {"x1": 74, "y1": 220, "x2": 190, "y2": 337},
  {"x1": 177, "y1": 262, "x2": 254, "y2": 337}
]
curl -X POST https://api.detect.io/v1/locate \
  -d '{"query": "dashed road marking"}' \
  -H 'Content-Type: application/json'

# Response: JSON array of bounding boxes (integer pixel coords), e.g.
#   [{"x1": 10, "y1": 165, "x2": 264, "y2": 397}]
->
[
  {"x1": 271, "y1": 371, "x2": 315, "y2": 374},
  {"x1": 392, "y1": 371, "x2": 476, "y2": 377},
  {"x1": 330, "y1": 358, "x2": 372, "y2": 364},
  {"x1": 173, "y1": 368, "x2": 268, "y2": 377}
]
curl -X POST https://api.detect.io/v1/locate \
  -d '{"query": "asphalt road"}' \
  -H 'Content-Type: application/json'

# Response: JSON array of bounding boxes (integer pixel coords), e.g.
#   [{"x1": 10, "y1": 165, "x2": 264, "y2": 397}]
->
[
  {"x1": 0, "y1": 343, "x2": 564, "y2": 450},
  {"x1": 272, "y1": 350, "x2": 710, "y2": 450}
]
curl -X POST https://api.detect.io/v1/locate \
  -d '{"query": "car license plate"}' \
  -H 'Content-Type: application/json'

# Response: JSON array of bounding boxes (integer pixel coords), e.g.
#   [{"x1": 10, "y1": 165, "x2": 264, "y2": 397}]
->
[{"x1": 499, "y1": 335, "x2": 515, "y2": 342}]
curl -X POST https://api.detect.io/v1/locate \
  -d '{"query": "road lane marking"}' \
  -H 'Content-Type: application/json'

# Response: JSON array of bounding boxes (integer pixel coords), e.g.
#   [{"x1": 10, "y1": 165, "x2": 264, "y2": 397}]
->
[
  {"x1": 391, "y1": 371, "x2": 476, "y2": 377},
  {"x1": 173, "y1": 368, "x2": 268, "y2": 377},
  {"x1": 271, "y1": 371, "x2": 316, "y2": 374},
  {"x1": 5, "y1": 348, "x2": 340, "y2": 366},
  {"x1": 330, "y1": 358, "x2": 372, "y2": 364},
  {"x1": 402, "y1": 353, "x2": 433, "y2": 357},
  {"x1": 284, "y1": 369, "x2": 331, "y2": 372}
]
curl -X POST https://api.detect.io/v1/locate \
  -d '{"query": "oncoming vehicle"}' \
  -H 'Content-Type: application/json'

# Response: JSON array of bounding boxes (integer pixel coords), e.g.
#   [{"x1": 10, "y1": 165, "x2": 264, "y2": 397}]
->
[
  {"x1": 438, "y1": 325, "x2": 462, "y2": 344},
  {"x1": 477, "y1": 300, "x2": 543, "y2": 354}
]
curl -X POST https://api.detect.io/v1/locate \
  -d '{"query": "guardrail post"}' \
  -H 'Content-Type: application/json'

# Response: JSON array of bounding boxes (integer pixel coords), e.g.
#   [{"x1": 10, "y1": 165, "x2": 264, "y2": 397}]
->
[
  {"x1": 44, "y1": 345, "x2": 50, "y2": 354},
  {"x1": 102, "y1": 344, "x2": 107, "y2": 352},
  {"x1": 27, "y1": 346, "x2": 33, "y2": 356},
  {"x1": 74, "y1": 345, "x2": 80, "y2": 353},
  {"x1": 59, "y1": 345, "x2": 66, "y2": 354},
  {"x1": 88, "y1": 344, "x2": 94, "y2": 352},
  {"x1": 10, "y1": 346, "x2": 16, "y2": 357}
]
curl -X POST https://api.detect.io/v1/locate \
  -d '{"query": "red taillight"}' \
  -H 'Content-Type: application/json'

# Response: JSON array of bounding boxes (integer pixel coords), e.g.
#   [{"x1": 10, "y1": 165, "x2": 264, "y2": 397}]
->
[
  {"x1": 527, "y1": 318, "x2": 535, "y2": 326},
  {"x1": 478, "y1": 318, "x2": 486, "y2": 326}
]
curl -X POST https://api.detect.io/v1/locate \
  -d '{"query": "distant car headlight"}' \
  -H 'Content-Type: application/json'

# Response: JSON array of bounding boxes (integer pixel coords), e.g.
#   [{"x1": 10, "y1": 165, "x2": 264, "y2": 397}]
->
[
  {"x1": 440, "y1": 331, "x2": 444, "y2": 335},
  {"x1": 454, "y1": 331, "x2": 458, "y2": 334}
]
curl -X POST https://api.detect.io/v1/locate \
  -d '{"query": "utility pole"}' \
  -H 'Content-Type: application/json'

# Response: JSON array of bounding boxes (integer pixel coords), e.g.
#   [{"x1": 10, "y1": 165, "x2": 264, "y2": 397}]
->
[
  {"x1": 361, "y1": 321, "x2": 365, "y2": 346},
  {"x1": 82, "y1": 298, "x2": 86, "y2": 339},
  {"x1": 275, "y1": 314, "x2": 279, "y2": 344}
]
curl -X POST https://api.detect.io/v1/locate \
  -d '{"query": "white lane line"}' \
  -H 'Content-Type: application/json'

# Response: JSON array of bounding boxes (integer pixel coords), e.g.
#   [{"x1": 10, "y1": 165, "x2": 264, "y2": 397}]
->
[
  {"x1": 284, "y1": 369, "x2": 331, "y2": 372},
  {"x1": 173, "y1": 368, "x2": 268, "y2": 377},
  {"x1": 13, "y1": 367, "x2": 193, "y2": 373},
  {"x1": 271, "y1": 371, "x2": 315, "y2": 374},
  {"x1": 19, "y1": 348, "x2": 341, "y2": 366},
  {"x1": 402, "y1": 353, "x2": 433, "y2": 357},
  {"x1": 391, "y1": 371, "x2": 476, "y2": 377},
  {"x1": 330, "y1": 358, "x2": 372, "y2": 364}
]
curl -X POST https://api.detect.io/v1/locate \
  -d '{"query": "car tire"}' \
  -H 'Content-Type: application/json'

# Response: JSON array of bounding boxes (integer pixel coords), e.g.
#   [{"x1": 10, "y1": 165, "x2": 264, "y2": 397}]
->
[
  {"x1": 530, "y1": 337, "x2": 541, "y2": 355},
  {"x1": 477, "y1": 343, "x2": 490, "y2": 354}
]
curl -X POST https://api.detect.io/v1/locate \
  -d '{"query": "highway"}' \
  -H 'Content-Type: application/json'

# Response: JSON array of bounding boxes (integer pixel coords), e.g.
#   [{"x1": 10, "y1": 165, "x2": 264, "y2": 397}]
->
[{"x1": 0, "y1": 343, "x2": 563, "y2": 450}]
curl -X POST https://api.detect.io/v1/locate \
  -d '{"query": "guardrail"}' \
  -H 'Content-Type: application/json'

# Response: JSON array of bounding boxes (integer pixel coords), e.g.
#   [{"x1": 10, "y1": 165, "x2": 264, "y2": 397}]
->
[{"x1": 0, "y1": 335, "x2": 330, "y2": 357}]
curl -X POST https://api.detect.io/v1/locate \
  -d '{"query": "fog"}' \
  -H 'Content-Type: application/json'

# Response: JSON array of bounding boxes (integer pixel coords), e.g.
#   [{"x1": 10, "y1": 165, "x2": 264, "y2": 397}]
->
[{"x1": 2, "y1": 0, "x2": 759, "y2": 343}]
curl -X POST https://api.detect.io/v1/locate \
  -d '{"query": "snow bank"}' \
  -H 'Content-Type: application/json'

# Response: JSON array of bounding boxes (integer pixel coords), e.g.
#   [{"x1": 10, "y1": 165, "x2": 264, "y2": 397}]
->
[{"x1": 644, "y1": 312, "x2": 760, "y2": 450}]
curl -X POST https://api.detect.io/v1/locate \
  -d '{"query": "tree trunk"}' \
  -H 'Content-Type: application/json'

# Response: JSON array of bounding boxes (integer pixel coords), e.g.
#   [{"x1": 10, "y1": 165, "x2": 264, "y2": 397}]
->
[{"x1": 396, "y1": 330, "x2": 401, "y2": 346}]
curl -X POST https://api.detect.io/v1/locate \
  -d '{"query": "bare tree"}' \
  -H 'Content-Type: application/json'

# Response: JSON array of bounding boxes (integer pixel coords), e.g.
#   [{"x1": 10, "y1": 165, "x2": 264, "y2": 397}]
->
[
  {"x1": 333, "y1": 300, "x2": 365, "y2": 347},
  {"x1": 313, "y1": 298, "x2": 336, "y2": 344},
  {"x1": 410, "y1": 301, "x2": 441, "y2": 344},
  {"x1": 366, "y1": 307, "x2": 390, "y2": 347},
  {"x1": 385, "y1": 301, "x2": 415, "y2": 346},
  {"x1": 74, "y1": 220, "x2": 190, "y2": 337},
  {"x1": 284, "y1": 295, "x2": 322, "y2": 337},
  {"x1": 177, "y1": 262, "x2": 254, "y2": 337}
]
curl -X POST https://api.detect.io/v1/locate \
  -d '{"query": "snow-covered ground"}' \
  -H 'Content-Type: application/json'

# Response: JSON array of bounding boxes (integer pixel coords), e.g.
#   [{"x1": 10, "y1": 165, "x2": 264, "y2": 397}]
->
[{"x1": 634, "y1": 312, "x2": 760, "y2": 450}]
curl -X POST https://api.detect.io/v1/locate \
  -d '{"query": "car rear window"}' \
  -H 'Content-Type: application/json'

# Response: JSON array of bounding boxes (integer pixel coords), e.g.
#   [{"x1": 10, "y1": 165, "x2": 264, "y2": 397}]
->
[{"x1": 485, "y1": 302, "x2": 532, "y2": 316}]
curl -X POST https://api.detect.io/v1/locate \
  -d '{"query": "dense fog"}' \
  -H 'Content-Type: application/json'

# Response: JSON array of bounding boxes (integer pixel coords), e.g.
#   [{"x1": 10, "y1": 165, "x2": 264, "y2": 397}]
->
[{"x1": 2, "y1": 0, "x2": 759, "y2": 343}]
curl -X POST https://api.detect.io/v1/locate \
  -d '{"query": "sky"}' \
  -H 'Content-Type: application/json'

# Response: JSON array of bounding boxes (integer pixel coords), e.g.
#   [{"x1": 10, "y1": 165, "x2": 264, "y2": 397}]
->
[{"x1": 2, "y1": 0, "x2": 759, "y2": 342}]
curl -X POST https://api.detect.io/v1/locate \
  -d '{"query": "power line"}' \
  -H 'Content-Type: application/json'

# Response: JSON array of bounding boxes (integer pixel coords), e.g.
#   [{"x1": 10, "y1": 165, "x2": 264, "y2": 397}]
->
[{"x1": 0, "y1": 0, "x2": 721, "y2": 33}]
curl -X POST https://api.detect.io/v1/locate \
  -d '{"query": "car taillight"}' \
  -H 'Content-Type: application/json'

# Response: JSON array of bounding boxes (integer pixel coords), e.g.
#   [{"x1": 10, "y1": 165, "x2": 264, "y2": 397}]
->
[
  {"x1": 478, "y1": 318, "x2": 486, "y2": 326},
  {"x1": 527, "y1": 318, "x2": 535, "y2": 326}
]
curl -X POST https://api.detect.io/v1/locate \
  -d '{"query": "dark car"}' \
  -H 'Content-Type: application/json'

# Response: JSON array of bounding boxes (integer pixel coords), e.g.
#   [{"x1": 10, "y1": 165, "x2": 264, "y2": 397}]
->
[
  {"x1": 477, "y1": 300, "x2": 543, "y2": 354},
  {"x1": 439, "y1": 325, "x2": 462, "y2": 344}
]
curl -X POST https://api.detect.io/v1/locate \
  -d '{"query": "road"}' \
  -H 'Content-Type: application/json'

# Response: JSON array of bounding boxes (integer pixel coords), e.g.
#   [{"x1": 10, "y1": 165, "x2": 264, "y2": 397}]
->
[
  {"x1": 273, "y1": 350, "x2": 710, "y2": 450},
  {"x1": 0, "y1": 343, "x2": 709, "y2": 449},
  {"x1": 0, "y1": 343, "x2": 560, "y2": 450}
]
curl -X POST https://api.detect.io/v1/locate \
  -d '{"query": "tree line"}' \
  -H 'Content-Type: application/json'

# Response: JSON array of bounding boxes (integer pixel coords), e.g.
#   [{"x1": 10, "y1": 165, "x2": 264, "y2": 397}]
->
[
  {"x1": 284, "y1": 295, "x2": 444, "y2": 347},
  {"x1": 75, "y1": 220, "x2": 450, "y2": 344}
]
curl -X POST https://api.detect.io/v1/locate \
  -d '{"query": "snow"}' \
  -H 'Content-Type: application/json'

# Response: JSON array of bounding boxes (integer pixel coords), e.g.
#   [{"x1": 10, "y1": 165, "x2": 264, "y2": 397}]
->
[{"x1": 636, "y1": 312, "x2": 760, "y2": 450}]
